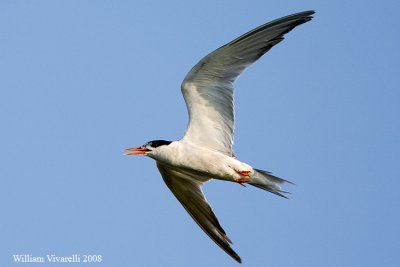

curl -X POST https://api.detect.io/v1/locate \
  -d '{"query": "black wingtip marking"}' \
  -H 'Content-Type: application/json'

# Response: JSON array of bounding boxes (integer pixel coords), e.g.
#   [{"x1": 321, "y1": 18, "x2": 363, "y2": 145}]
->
[{"x1": 228, "y1": 10, "x2": 315, "y2": 47}]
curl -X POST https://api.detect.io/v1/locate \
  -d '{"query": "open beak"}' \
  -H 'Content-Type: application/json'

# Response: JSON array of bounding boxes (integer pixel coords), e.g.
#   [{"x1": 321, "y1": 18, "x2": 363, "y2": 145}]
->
[{"x1": 124, "y1": 147, "x2": 150, "y2": 156}]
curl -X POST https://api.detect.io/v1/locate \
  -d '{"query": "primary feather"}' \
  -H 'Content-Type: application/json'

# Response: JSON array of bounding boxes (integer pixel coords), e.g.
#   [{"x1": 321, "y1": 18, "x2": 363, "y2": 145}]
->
[{"x1": 182, "y1": 10, "x2": 315, "y2": 156}]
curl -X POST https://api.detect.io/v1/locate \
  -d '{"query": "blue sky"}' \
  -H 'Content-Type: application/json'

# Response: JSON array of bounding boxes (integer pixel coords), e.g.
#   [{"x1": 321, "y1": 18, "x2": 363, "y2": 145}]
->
[{"x1": 1, "y1": 1, "x2": 399, "y2": 266}]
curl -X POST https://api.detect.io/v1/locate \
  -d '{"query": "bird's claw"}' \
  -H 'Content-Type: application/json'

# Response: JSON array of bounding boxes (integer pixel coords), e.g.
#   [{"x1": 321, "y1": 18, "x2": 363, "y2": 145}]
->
[{"x1": 238, "y1": 170, "x2": 251, "y2": 177}]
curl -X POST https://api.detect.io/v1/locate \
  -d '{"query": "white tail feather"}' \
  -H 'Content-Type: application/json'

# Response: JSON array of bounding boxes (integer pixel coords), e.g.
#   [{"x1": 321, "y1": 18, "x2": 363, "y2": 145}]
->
[{"x1": 249, "y1": 169, "x2": 292, "y2": 198}]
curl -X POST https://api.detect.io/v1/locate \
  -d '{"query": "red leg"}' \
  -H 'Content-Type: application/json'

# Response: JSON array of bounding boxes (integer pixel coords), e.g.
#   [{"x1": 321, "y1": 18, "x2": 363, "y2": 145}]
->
[{"x1": 238, "y1": 170, "x2": 251, "y2": 177}]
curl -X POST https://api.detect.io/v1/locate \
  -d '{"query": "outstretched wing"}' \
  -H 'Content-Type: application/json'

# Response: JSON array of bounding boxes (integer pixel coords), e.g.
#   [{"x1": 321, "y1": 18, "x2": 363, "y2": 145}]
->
[
  {"x1": 181, "y1": 11, "x2": 314, "y2": 156},
  {"x1": 156, "y1": 163, "x2": 241, "y2": 263}
]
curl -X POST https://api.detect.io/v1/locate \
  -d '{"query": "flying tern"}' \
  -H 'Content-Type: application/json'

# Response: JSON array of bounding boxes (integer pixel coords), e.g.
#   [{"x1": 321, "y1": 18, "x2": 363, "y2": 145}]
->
[{"x1": 126, "y1": 10, "x2": 314, "y2": 263}]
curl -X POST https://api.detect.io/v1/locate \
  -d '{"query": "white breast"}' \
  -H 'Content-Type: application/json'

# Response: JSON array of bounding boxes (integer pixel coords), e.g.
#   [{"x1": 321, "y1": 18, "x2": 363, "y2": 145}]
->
[{"x1": 149, "y1": 141, "x2": 253, "y2": 182}]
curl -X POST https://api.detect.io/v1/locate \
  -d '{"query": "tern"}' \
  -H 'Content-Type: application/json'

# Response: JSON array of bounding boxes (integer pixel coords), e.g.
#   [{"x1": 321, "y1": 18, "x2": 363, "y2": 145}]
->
[{"x1": 126, "y1": 11, "x2": 314, "y2": 263}]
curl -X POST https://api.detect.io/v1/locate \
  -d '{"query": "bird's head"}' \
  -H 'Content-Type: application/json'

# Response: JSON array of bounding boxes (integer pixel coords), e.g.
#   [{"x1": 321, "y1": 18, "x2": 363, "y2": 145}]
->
[{"x1": 125, "y1": 140, "x2": 172, "y2": 156}]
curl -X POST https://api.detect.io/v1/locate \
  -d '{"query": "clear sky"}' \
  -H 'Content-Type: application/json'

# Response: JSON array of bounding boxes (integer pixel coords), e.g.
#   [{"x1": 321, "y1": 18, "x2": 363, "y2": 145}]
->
[{"x1": 1, "y1": 1, "x2": 399, "y2": 266}]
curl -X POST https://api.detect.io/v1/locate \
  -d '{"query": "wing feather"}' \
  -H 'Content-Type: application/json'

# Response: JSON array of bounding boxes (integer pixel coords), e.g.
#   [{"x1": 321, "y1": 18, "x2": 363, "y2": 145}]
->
[
  {"x1": 181, "y1": 11, "x2": 314, "y2": 155},
  {"x1": 156, "y1": 163, "x2": 241, "y2": 263}
]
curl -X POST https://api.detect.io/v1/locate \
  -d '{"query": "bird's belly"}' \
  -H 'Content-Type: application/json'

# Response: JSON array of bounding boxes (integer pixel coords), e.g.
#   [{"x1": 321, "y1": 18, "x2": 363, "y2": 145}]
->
[
  {"x1": 172, "y1": 150, "x2": 248, "y2": 181},
  {"x1": 152, "y1": 142, "x2": 252, "y2": 181}
]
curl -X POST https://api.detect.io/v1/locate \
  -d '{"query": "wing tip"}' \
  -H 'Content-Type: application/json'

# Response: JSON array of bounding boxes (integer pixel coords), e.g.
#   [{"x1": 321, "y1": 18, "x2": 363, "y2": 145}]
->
[
  {"x1": 228, "y1": 249, "x2": 242, "y2": 263},
  {"x1": 235, "y1": 255, "x2": 242, "y2": 264},
  {"x1": 295, "y1": 10, "x2": 316, "y2": 18}
]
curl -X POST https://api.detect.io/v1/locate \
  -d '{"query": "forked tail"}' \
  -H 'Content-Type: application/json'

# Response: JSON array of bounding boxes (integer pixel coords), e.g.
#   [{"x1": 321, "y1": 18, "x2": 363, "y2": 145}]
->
[{"x1": 249, "y1": 169, "x2": 293, "y2": 198}]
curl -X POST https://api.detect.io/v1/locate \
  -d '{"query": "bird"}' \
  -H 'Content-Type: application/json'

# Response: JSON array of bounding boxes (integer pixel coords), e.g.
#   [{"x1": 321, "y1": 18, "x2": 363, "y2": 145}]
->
[{"x1": 125, "y1": 10, "x2": 314, "y2": 263}]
